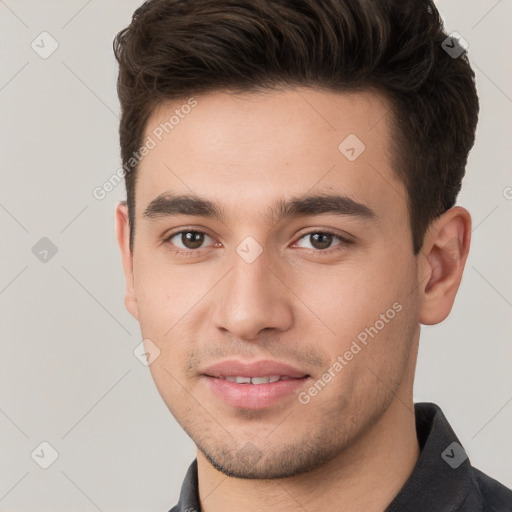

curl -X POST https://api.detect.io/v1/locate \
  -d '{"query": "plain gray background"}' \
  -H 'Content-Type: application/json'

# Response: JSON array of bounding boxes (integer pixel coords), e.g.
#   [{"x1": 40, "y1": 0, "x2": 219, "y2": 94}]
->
[{"x1": 1, "y1": 1, "x2": 511, "y2": 511}]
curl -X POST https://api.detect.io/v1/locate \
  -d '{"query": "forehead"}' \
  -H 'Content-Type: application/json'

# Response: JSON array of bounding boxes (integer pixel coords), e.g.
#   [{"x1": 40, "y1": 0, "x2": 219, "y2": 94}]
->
[{"x1": 135, "y1": 87, "x2": 407, "y2": 224}]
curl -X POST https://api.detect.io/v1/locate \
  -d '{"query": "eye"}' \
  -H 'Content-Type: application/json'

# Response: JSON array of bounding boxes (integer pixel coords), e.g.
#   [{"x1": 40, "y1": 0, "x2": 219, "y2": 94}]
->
[
  {"x1": 294, "y1": 230, "x2": 351, "y2": 252},
  {"x1": 166, "y1": 230, "x2": 214, "y2": 252},
  {"x1": 164, "y1": 229, "x2": 352, "y2": 256}
]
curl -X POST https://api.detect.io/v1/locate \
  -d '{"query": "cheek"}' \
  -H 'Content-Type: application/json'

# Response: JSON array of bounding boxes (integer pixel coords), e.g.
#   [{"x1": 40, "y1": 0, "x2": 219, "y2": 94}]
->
[
  {"x1": 292, "y1": 260, "x2": 403, "y2": 335},
  {"x1": 296, "y1": 256, "x2": 417, "y2": 379},
  {"x1": 146, "y1": 358, "x2": 189, "y2": 418},
  {"x1": 133, "y1": 257, "x2": 203, "y2": 334},
  {"x1": 133, "y1": 259, "x2": 204, "y2": 373}
]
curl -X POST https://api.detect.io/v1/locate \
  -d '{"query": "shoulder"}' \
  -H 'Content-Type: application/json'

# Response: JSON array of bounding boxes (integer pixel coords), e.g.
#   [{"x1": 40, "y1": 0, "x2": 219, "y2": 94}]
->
[{"x1": 472, "y1": 467, "x2": 512, "y2": 512}]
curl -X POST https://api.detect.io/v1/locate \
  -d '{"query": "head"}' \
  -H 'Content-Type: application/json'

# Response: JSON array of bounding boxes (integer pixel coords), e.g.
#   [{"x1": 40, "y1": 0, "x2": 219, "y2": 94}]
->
[{"x1": 114, "y1": 0, "x2": 478, "y2": 479}]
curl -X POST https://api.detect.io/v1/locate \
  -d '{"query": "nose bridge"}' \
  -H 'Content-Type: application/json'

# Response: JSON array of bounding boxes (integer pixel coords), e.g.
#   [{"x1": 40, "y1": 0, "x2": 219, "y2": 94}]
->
[
  {"x1": 211, "y1": 239, "x2": 293, "y2": 340},
  {"x1": 230, "y1": 242, "x2": 271, "y2": 301}
]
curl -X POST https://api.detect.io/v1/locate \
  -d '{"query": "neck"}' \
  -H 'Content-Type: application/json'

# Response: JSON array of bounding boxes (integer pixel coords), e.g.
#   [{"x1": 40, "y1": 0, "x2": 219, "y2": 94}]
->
[{"x1": 196, "y1": 395, "x2": 420, "y2": 512}]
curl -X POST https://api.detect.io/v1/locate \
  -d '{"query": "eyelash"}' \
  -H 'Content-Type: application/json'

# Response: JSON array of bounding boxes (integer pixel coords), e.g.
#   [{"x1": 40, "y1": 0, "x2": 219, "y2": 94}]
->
[{"x1": 163, "y1": 229, "x2": 352, "y2": 256}]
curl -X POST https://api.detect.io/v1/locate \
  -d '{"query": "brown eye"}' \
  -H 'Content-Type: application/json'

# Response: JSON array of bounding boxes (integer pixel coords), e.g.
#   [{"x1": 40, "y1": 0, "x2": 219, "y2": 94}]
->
[
  {"x1": 167, "y1": 230, "x2": 212, "y2": 251},
  {"x1": 296, "y1": 232, "x2": 342, "y2": 251},
  {"x1": 309, "y1": 233, "x2": 334, "y2": 250},
  {"x1": 181, "y1": 231, "x2": 204, "y2": 249}
]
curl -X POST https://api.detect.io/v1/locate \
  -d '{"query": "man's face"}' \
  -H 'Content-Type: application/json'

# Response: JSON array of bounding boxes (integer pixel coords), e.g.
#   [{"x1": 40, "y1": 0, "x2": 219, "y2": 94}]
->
[{"x1": 121, "y1": 88, "x2": 423, "y2": 478}]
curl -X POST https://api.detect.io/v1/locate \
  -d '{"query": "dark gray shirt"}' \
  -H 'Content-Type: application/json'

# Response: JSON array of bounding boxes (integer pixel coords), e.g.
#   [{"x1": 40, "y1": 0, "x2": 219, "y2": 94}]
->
[{"x1": 168, "y1": 402, "x2": 512, "y2": 511}]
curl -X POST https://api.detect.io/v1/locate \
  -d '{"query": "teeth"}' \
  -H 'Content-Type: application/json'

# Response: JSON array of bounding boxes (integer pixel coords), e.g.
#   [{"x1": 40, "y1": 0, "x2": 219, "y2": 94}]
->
[
  {"x1": 252, "y1": 376, "x2": 280, "y2": 384},
  {"x1": 224, "y1": 375, "x2": 282, "y2": 384}
]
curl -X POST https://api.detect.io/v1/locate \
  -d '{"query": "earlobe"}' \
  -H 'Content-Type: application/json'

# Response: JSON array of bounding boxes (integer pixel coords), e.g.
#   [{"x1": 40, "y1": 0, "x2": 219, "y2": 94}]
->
[
  {"x1": 115, "y1": 201, "x2": 139, "y2": 320},
  {"x1": 418, "y1": 206, "x2": 471, "y2": 325}
]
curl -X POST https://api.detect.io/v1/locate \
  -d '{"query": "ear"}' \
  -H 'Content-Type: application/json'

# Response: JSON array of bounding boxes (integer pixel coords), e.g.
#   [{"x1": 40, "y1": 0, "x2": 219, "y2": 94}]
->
[
  {"x1": 115, "y1": 201, "x2": 139, "y2": 320},
  {"x1": 417, "y1": 206, "x2": 471, "y2": 325}
]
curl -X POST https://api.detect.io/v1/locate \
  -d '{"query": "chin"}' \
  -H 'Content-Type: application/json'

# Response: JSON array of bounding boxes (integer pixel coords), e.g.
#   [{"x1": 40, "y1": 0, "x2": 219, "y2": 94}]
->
[{"x1": 197, "y1": 438, "x2": 340, "y2": 480}]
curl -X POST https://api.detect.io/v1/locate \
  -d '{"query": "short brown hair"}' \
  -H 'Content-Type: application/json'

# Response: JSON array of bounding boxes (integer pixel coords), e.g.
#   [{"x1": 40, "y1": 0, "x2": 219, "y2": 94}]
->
[{"x1": 113, "y1": 0, "x2": 479, "y2": 254}]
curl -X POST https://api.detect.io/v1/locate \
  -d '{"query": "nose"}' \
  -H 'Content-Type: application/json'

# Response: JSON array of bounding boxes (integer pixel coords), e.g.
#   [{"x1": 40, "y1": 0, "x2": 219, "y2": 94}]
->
[{"x1": 211, "y1": 245, "x2": 294, "y2": 341}]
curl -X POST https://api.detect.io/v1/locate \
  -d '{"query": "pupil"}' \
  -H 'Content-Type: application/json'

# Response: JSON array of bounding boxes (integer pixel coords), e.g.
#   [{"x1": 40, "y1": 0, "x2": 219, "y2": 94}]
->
[
  {"x1": 311, "y1": 233, "x2": 332, "y2": 250},
  {"x1": 183, "y1": 231, "x2": 204, "y2": 249}
]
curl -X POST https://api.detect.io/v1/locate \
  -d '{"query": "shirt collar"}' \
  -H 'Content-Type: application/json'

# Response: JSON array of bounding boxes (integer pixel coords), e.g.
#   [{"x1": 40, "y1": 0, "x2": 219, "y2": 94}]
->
[{"x1": 385, "y1": 402, "x2": 482, "y2": 511}]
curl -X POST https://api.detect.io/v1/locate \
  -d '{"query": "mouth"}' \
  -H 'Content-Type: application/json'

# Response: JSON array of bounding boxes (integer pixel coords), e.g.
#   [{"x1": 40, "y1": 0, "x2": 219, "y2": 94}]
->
[
  {"x1": 201, "y1": 359, "x2": 311, "y2": 409},
  {"x1": 201, "y1": 358, "x2": 309, "y2": 379},
  {"x1": 219, "y1": 375, "x2": 303, "y2": 384}
]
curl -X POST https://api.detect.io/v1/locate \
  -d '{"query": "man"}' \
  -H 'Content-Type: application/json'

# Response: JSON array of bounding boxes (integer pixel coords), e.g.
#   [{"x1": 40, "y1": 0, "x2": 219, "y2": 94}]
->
[{"x1": 113, "y1": 0, "x2": 512, "y2": 510}]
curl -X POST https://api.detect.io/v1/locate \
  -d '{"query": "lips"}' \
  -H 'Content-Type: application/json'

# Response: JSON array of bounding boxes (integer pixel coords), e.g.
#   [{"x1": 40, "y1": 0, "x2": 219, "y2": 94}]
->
[{"x1": 201, "y1": 359, "x2": 310, "y2": 409}]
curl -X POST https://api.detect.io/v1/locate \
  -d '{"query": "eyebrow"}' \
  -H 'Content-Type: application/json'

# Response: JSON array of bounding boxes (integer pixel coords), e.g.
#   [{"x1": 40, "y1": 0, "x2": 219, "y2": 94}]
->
[{"x1": 143, "y1": 192, "x2": 376, "y2": 224}]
